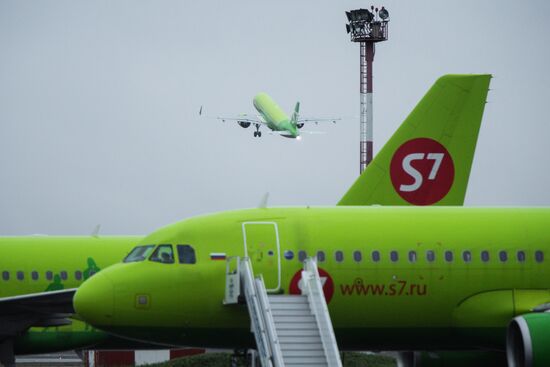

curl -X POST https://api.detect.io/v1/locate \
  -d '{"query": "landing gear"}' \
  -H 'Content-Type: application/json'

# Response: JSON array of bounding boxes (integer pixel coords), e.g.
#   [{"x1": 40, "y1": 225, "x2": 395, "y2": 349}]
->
[{"x1": 253, "y1": 124, "x2": 261, "y2": 137}]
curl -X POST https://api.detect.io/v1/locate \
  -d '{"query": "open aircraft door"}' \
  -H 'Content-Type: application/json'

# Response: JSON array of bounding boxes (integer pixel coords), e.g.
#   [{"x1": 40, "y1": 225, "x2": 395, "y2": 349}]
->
[{"x1": 242, "y1": 222, "x2": 281, "y2": 292}]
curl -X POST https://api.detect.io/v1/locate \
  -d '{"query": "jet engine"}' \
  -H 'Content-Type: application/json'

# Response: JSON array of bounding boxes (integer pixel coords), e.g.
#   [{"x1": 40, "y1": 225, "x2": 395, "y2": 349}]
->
[
  {"x1": 507, "y1": 313, "x2": 550, "y2": 367},
  {"x1": 238, "y1": 121, "x2": 251, "y2": 128}
]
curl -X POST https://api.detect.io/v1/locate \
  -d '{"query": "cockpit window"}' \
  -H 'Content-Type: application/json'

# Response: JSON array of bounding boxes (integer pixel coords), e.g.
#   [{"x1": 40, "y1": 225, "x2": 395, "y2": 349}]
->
[
  {"x1": 177, "y1": 245, "x2": 196, "y2": 264},
  {"x1": 124, "y1": 245, "x2": 156, "y2": 263},
  {"x1": 149, "y1": 245, "x2": 175, "y2": 264}
]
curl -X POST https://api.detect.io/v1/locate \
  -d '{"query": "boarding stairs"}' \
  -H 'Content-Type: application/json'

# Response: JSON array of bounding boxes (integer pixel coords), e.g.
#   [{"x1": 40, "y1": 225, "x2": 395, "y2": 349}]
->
[{"x1": 224, "y1": 257, "x2": 342, "y2": 367}]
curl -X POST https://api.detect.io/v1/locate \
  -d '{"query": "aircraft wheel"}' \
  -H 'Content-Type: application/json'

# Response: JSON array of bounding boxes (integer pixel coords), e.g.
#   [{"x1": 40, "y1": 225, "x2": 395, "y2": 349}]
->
[
  {"x1": 258, "y1": 132, "x2": 262, "y2": 137},
  {"x1": 253, "y1": 132, "x2": 257, "y2": 137}
]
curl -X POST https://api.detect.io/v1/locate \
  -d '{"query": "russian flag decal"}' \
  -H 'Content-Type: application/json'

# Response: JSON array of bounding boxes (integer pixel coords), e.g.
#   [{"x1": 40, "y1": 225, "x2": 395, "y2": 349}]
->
[{"x1": 210, "y1": 252, "x2": 227, "y2": 261}]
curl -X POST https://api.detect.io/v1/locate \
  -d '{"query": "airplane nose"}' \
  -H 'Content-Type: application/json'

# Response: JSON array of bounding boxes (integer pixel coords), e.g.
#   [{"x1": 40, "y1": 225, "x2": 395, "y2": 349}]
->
[{"x1": 73, "y1": 272, "x2": 114, "y2": 327}]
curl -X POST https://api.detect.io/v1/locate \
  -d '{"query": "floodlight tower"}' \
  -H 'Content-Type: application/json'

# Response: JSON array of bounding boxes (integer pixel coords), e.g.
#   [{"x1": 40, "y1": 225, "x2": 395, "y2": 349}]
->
[{"x1": 345, "y1": 6, "x2": 389, "y2": 174}]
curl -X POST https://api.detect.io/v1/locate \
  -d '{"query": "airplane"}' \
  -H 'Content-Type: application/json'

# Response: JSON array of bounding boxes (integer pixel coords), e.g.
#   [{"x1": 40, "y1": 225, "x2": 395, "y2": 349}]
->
[
  {"x1": 70, "y1": 75, "x2": 543, "y2": 367},
  {"x1": 0, "y1": 71, "x2": 488, "y2": 365},
  {"x1": 202, "y1": 92, "x2": 340, "y2": 139}
]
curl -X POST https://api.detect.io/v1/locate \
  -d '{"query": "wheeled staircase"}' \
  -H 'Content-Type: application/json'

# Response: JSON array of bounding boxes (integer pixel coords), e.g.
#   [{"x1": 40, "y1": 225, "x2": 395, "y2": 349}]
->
[{"x1": 224, "y1": 257, "x2": 342, "y2": 367}]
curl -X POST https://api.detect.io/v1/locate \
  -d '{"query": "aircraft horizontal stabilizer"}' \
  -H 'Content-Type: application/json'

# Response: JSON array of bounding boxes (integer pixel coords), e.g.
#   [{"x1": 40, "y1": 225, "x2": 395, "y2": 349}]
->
[{"x1": 300, "y1": 130, "x2": 326, "y2": 135}]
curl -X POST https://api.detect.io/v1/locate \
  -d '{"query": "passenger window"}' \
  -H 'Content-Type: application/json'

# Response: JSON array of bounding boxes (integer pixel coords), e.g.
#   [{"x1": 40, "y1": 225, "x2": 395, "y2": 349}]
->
[
  {"x1": 284, "y1": 250, "x2": 294, "y2": 260},
  {"x1": 2, "y1": 271, "x2": 9, "y2": 281},
  {"x1": 408, "y1": 251, "x2": 417, "y2": 263},
  {"x1": 535, "y1": 250, "x2": 544, "y2": 263},
  {"x1": 335, "y1": 251, "x2": 344, "y2": 262},
  {"x1": 177, "y1": 245, "x2": 196, "y2": 264},
  {"x1": 17, "y1": 271, "x2": 24, "y2": 281},
  {"x1": 316, "y1": 251, "x2": 325, "y2": 262},
  {"x1": 499, "y1": 251, "x2": 508, "y2": 262},
  {"x1": 445, "y1": 251, "x2": 453, "y2": 262},
  {"x1": 31, "y1": 271, "x2": 39, "y2": 281},
  {"x1": 298, "y1": 250, "x2": 307, "y2": 262},
  {"x1": 426, "y1": 250, "x2": 435, "y2": 262},
  {"x1": 60, "y1": 271, "x2": 68, "y2": 281},
  {"x1": 149, "y1": 245, "x2": 175, "y2": 264},
  {"x1": 75, "y1": 271, "x2": 82, "y2": 281},
  {"x1": 390, "y1": 251, "x2": 398, "y2": 262},
  {"x1": 372, "y1": 251, "x2": 380, "y2": 262},
  {"x1": 517, "y1": 251, "x2": 526, "y2": 262},
  {"x1": 46, "y1": 271, "x2": 53, "y2": 281},
  {"x1": 124, "y1": 245, "x2": 156, "y2": 263},
  {"x1": 353, "y1": 251, "x2": 362, "y2": 262},
  {"x1": 481, "y1": 250, "x2": 490, "y2": 262},
  {"x1": 463, "y1": 251, "x2": 472, "y2": 263}
]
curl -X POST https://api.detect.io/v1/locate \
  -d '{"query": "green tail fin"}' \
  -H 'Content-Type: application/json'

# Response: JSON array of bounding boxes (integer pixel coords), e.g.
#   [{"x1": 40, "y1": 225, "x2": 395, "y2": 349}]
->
[
  {"x1": 338, "y1": 74, "x2": 491, "y2": 206},
  {"x1": 291, "y1": 101, "x2": 300, "y2": 125}
]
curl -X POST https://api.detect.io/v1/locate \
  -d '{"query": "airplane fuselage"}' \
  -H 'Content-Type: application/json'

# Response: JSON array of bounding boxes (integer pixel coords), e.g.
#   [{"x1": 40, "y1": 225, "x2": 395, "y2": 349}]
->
[
  {"x1": 253, "y1": 93, "x2": 298, "y2": 138},
  {"x1": 74, "y1": 206, "x2": 550, "y2": 352}
]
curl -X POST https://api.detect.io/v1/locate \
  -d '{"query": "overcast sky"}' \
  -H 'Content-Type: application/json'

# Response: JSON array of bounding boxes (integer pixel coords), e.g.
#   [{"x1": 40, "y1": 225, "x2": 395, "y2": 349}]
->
[{"x1": 1, "y1": 0, "x2": 549, "y2": 235}]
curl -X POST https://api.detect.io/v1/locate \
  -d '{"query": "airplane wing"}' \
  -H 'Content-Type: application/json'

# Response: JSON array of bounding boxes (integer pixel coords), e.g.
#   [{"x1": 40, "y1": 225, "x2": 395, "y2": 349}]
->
[
  {"x1": 0, "y1": 289, "x2": 76, "y2": 338},
  {"x1": 199, "y1": 106, "x2": 267, "y2": 126},
  {"x1": 0, "y1": 288, "x2": 76, "y2": 315},
  {"x1": 297, "y1": 117, "x2": 341, "y2": 125},
  {"x1": 216, "y1": 115, "x2": 267, "y2": 126}
]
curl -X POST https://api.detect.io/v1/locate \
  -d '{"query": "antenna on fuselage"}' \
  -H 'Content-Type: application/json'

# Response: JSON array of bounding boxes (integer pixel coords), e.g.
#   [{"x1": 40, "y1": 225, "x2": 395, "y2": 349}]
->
[
  {"x1": 91, "y1": 224, "x2": 101, "y2": 238},
  {"x1": 258, "y1": 192, "x2": 270, "y2": 209}
]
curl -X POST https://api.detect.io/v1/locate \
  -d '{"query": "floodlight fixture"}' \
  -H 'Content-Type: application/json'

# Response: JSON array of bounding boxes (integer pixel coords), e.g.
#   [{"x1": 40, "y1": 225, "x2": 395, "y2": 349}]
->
[{"x1": 379, "y1": 7, "x2": 389, "y2": 20}]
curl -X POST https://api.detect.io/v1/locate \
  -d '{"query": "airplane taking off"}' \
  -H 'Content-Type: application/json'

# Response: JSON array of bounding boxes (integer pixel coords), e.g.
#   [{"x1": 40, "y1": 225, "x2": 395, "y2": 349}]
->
[
  {"x1": 204, "y1": 92, "x2": 339, "y2": 138},
  {"x1": 0, "y1": 73, "x2": 488, "y2": 365},
  {"x1": 73, "y1": 76, "x2": 548, "y2": 367}
]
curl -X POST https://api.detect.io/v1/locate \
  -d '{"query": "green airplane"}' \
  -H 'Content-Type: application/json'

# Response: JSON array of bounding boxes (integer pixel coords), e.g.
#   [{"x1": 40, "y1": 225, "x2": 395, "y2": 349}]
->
[
  {"x1": 0, "y1": 72, "x2": 487, "y2": 365},
  {"x1": 0, "y1": 237, "x2": 144, "y2": 359},
  {"x1": 72, "y1": 75, "x2": 543, "y2": 367},
  {"x1": 212, "y1": 92, "x2": 339, "y2": 139}
]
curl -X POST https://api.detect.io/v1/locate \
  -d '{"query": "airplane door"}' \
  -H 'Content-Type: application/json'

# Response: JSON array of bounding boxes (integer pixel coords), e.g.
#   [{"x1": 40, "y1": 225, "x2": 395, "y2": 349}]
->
[{"x1": 242, "y1": 222, "x2": 281, "y2": 292}]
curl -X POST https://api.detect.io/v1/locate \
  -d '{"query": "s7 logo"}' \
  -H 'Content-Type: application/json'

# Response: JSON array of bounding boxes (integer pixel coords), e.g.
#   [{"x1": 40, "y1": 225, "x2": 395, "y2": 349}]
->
[
  {"x1": 390, "y1": 138, "x2": 454, "y2": 205},
  {"x1": 400, "y1": 153, "x2": 444, "y2": 192}
]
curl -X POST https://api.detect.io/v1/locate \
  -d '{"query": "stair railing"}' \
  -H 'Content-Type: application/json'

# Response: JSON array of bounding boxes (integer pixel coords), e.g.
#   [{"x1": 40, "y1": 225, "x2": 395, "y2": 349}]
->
[
  {"x1": 238, "y1": 257, "x2": 284, "y2": 367},
  {"x1": 302, "y1": 257, "x2": 343, "y2": 367}
]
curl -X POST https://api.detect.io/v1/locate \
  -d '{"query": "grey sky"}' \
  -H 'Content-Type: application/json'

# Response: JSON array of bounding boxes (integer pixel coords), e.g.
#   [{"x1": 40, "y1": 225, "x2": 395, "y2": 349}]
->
[{"x1": 1, "y1": 0, "x2": 549, "y2": 235}]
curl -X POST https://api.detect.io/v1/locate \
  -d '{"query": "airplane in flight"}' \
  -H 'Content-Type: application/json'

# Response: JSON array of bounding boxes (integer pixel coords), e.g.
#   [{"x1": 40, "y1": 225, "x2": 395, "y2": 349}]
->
[
  {"x1": 0, "y1": 73, "x2": 489, "y2": 365},
  {"x1": 202, "y1": 92, "x2": 340, "y2": 139},
  {"x1": 71, "y1": 76, "x2": 542, "y2": 367}
]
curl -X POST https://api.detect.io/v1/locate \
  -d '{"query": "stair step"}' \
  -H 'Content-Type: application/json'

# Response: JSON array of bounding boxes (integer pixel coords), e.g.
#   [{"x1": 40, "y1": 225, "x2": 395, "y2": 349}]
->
[
  {"x1": 273, "y1": 315, "x2": 316, "y2": 323},
  {"x1": 277, "y1": 329, "x2": 322, "y2": 337},
  {"x1": 275, "y1": 321, "x2": 318, "y2": 330},
  {"x1": 271, "y1": 309, "x2": 311, "y2": 317},
  {"x1": 283, "y1": 356, "x2": 328, "y2": 365},
  {"x1": 281, "y1": 350, "x2": 326, "y2": 358},
  {"x1": 268, "y1": 295, "x2": 307, "y2": 303},
  {"x1": 280, "y1": 343, "x2": 324, "y2": 351},
  {"x1": 278, "y1": 335, "x2": 322, "y2": 345},
  {"x1": 269, "y1": 303, "x2": 310, "y2": 311}
]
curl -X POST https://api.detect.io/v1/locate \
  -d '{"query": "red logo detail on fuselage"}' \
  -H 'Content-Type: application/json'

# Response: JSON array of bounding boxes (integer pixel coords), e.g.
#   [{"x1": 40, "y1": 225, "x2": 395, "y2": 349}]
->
[
  {"x1": 289, "y1": 267, "x2": 334, "y2": 303},
  {"x1": 390, "y1": 138, "x2": 454, "y2": 205}
]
